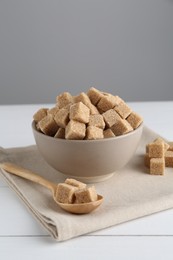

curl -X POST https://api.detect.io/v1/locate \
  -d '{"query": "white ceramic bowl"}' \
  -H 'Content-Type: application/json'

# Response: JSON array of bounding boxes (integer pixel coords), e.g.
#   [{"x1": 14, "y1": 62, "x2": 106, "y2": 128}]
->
[{"x1": 32, "y1": 122, "x2": 143, "y2": 182}]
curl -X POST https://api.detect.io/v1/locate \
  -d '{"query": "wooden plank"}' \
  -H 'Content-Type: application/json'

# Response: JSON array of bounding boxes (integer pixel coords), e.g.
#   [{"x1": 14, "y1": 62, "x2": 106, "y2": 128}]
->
[{"x1": 1, "y1": 236, "x2": 173, "y2": 260}]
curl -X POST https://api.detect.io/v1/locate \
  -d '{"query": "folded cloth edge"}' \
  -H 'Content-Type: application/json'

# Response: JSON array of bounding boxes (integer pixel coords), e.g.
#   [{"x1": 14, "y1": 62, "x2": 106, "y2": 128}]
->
[{"x1": 0, "y1": 168, "x2": 59, "y2": 240}]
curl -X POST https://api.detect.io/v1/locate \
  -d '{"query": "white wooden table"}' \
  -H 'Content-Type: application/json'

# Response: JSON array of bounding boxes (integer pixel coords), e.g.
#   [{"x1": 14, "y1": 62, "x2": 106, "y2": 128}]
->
[{"x1": 1, "y1": 102, "x2": 173, "y2": 260}]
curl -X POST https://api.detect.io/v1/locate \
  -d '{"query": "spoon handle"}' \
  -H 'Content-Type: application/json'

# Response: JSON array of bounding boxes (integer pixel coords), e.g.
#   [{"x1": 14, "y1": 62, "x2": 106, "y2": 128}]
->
[{"x1": 0, "y1": 162, "x2": 57, "y2": 193}]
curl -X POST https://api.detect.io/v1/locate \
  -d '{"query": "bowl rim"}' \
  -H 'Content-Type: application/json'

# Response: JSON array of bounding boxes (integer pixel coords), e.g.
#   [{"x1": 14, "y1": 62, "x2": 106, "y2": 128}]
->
[{"x1": 32, "y1": 121, "x2": 143, "y2": 144}]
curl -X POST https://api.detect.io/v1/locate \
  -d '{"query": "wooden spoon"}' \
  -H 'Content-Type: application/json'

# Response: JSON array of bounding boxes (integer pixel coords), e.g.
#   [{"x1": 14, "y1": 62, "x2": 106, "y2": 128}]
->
[{"x1": 0, "y1": 162, "x2": 103, "y2": 214}]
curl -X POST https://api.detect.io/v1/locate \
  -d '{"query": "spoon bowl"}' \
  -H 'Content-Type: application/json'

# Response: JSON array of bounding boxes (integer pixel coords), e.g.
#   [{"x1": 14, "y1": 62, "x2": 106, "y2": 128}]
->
[
  {"x1": 55, "y1": 195, "x2": 103, "y2": 214},
  {"x1": 0, "y1": 162, "x2": 103, "y2": 214}
]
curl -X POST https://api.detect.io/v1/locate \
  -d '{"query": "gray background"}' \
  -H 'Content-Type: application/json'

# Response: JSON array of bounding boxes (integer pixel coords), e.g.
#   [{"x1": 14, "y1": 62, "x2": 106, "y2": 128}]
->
[{"x1": 0, "y1": 0, "x2": 173, "y2": 105}]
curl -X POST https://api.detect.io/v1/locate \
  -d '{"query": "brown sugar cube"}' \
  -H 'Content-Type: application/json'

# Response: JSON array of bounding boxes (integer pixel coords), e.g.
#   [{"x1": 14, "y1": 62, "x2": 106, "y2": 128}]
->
[
  {"x1": 102, "y1": 109, "x2": 121, "y2": 128},
  {"x1": 54, "y1": 128, "x2": 65, "y2": 139},
  {"x1": 69, "y1": 102, "x2": 90, "y2": 123},
  {"x1": 168, "y1": 142, "x2": 173, "y2": 151},
  {"x1": 114, "y1": 95, "x2": 123, "y2": 105},
  {"x1": 89, "y1": 104, "x2": 99, "y2": 115},
  {"x1": 150, "y1": 158, "x2": 165, "y2": 175},
  {"x1": 86, "y1": 126, "x2": 104, "y2": 140},
  {"x1": 101, "y1": 91, "x2": 110, "y2": 96},
  {"x1": 87, "y1": 87, "x2": 103, "y2": 105},
  {"x1": 103, "y1": 129, "x2": 115, "y2": 138},
  {"x1": 54, "y1": 108, "x2": 69, "y2": 128},
  {"x1": 56, "y1": 183, "x2": 78, "y2": 204},
  {"x1": 88, "y1": 114, "x2": 105, "y2": 129},
  {"x1": 126, "y1": 111, "x2": 143, "y2": 129},
  {"x1": 38, "y1": 114, "x2": 59, "y2": 136},
  {"x1": 56, "y1": 92, "x2": 73, "y2": 108},
  {"x1": 63, "y1": 103, "x2": 73, "y2": 112},
  {"x1": 97, "y1": 106, "x2": 105, "y2": 114},
  {"x1": 154, "y1": 137, "x2": 165, "y2": 143},
  {"x1": 165, "y1": 151, "x2": 173, "y2": 167},
  {"x1": 168, "y1": 146, "x2": 173, "y2": 152},
  {"x1": 144, "y1": 153, "x2": 151, "y2": 168},
  {"x1": 65, "y1": 178, "x2": 86, "y2": 189},
  {"x1": 154, "y1": 138, "x2": 170, "y2": 151},
  {"x1": 75, "y1": 186, "x2": 98, "y2": 203},
  {"x1": 74, "y1": 92, "x2": 99, "y2": 115},
  {"x1": 101, "y1": 92, "x2": 122, "y2": 105},
  {"x1": 97, "y1": 94, "x2": 119, "y2": 112},
  {"x1": 146, "y1": 138, "x2": 169, "y2": 154},
  {"x1": 164, "y1": 142, "x2": 170, "y2": 151},
  {"x1": 33, "y1": 108, "x2": 48, "y2": 123},
  {"x1": 114, "y1": 101, "x2": 132, "y2": 119},
  {"x1": 47, "y1": 106, "x2": 60, "y2": 117},
  {"x1": 65, "y1": 120, "x2": 86, "y2": 140},
  {"x1": 111, "y1": 119, "x2": 133, "y2": 136},
  {"x1": 148, "y1": 142, "x2": 164, "y2": 158}
]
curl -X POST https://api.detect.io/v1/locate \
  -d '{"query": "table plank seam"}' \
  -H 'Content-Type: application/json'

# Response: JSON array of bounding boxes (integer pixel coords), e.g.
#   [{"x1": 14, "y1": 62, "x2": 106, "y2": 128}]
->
[
  {"x1": 87, "y1": 234, "x2": 173, "y2": 237},
  {"x1": 0, "y1": 235, "x2": 50, "y2": 238},
  {"x1": 1, "y1": 234, "x2": 173, "y2": 238}
]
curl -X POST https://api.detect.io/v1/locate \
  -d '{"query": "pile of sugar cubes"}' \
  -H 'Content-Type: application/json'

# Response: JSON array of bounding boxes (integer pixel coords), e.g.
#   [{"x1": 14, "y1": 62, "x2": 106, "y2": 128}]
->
[
  {"x1": 56, "y1": 178, "x2": 97, "y2": 204},
  {"x1": 144, "y1": 138, "x2": 173, "y2": 175},
  {"x1": 33, "y1": 87, "x2": 143, "y2": 140}
]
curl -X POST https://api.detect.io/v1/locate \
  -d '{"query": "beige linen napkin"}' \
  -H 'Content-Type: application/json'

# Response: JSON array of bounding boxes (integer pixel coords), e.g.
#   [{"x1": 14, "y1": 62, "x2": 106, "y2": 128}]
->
[{"x1": 1, "y1": 125, "x2": 173, "y2": 241}]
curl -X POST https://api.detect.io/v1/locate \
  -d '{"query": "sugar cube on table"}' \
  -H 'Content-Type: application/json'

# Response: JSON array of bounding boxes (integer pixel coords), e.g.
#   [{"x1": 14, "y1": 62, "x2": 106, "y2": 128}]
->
[
  {"x1": 150, "y1": 158, "x2": 165, "y2": 175},
  {"x1": 154, "y1": 137, "x2": 170, "y2": 151},
  {"x1": 165, "y1": 151, "x2": 173, "y2": 167},
  {"x1": 148, "y1": 142, "x2": 164, "y2": 158},
  {"x1": 144, "y1": 153, "x2": 151, "y2": 168}
]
